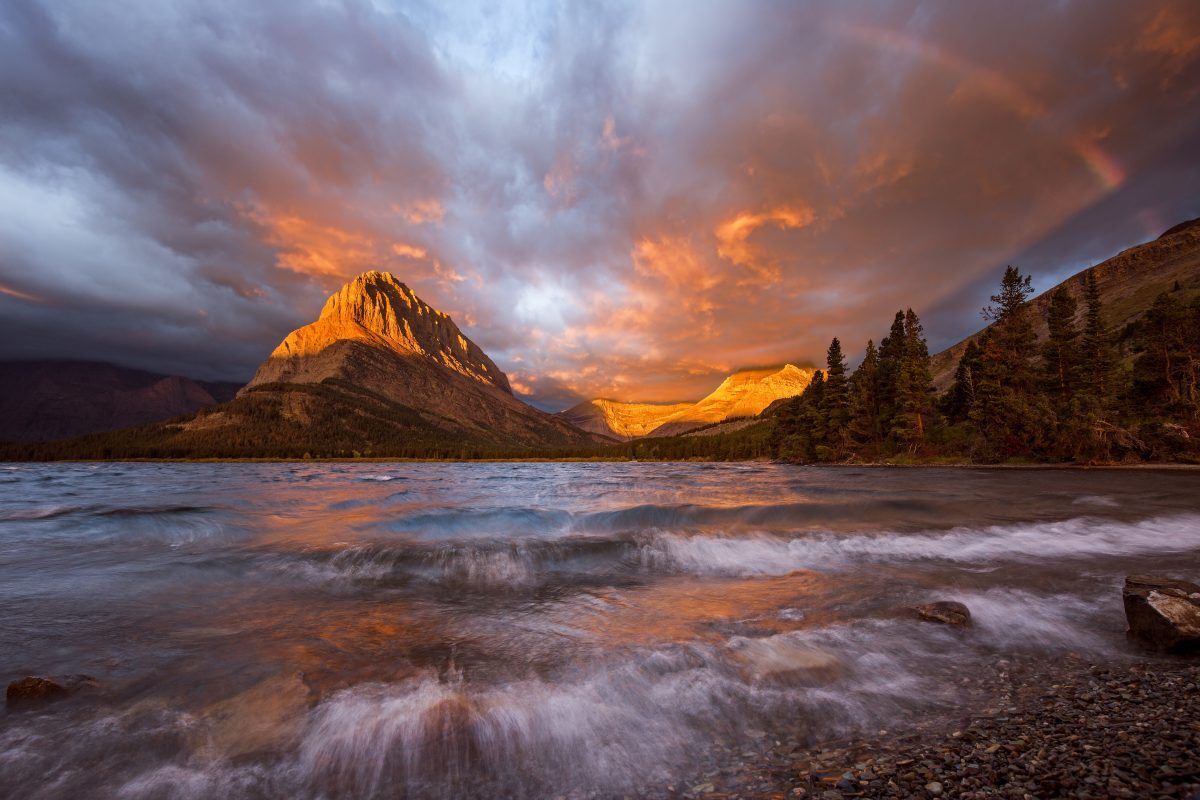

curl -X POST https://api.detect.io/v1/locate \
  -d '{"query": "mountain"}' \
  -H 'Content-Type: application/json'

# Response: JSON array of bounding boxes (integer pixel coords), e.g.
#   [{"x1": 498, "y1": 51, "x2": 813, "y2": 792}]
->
[
  {"x1": 558, "y1": 399, "x2": 694, "y2": 439},
  {"x1": 930, "y1": 218, "x2": 1200, "y2": 388},
  {"x1": 4, "y1": 272, "x2": 601, "y2": 458},
  {"x1": 232, "y1": 271, "x2": 597, "y2": 450},
  {"x1": 0, "y1": 360, "x2": 240, "y2": 443},
  {"x1": 245, "y1": 271, "x2": 512, "y2": 395},
  {"x1": 562, "y1": 364, "x2": 815, "y2": 440}
]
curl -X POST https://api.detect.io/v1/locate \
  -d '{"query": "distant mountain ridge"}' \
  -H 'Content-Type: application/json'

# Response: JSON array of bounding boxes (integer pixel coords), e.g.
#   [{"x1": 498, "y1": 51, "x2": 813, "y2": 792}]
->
[
  {"x1": 0, "y1": 360, "x2": 240, "y2": 442},
  {"x1": 561, "y1": 364, "x2": 815, "y2": 440},
  {"x1": 228, "y1": 271, "x2": 595, "y2": 450},
  {"x1": 4, "y1": 272, "x2": 602, "y2": 458}
]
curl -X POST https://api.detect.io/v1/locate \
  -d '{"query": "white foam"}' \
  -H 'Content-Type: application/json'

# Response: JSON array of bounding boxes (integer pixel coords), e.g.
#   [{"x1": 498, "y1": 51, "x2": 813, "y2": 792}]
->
[{"x1": 639, "y1": 514, "x2": 1200, "y2": 576}]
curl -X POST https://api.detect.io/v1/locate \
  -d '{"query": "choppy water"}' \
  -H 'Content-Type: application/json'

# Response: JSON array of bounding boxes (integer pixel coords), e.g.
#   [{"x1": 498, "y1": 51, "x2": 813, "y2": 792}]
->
[{"x1": 1, "y1": 462, "x2": 1199, "y2": 798}]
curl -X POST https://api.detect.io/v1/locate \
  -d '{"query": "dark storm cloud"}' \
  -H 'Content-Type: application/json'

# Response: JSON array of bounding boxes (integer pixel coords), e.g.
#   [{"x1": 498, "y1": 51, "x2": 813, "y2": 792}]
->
[{"x1": 1, "y1": 0, "x2": 1198, "y2": 404}]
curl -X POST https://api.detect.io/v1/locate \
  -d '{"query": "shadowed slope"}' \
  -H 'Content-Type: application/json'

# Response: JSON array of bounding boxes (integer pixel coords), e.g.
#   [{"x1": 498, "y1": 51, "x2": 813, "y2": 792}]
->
[
  {"x1": 0, "y1": 360, "x2": 240, "y2": 443},
  {"x1": 930, "y1": 222, "x2": 1200, "y2": 389}
]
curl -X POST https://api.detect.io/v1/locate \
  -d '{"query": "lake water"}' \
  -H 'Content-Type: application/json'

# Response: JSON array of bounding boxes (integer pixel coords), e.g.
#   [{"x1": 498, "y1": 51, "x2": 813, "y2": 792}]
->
[{"x1": 2, "y1": 462, "x2": 1199, "y2": 798}]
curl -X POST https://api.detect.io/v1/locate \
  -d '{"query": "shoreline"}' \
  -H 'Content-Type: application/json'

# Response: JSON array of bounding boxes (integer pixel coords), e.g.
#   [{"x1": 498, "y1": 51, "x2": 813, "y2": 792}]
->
[
  {"x1": 656, "y1": 656, "x2": 1200, "y2": 800},
  {"x1": 2, "y1": 457, "x2": 1199, "y2": 469}
]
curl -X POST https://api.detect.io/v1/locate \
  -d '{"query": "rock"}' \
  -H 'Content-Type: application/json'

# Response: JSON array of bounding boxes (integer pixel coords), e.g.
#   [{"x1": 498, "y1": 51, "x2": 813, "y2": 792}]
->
[
  {"x1": 1123, "y1": 575, "x2": 1200, "y2": 652},
  {"x1": 729, "y1": 635, "x2": 845, "y2": 686},
  {"x1": 5, "y1": 674, "x2": 96, "y2": 710},
  {"x1": 198, "y1": 673, "x2": 309, "y2": 757},
  {"x1": 915, "y1": 601, "x2": 972, "y2": 626},
  {"x1": 925, "y1": 780, "x2": 944, "y2": 796},
  {"x1": 563, "y1": 365, "x2": 817, "y2": 439},
  {"x1": 231, "y1": 271, "x2": 601, "y2": 450}
]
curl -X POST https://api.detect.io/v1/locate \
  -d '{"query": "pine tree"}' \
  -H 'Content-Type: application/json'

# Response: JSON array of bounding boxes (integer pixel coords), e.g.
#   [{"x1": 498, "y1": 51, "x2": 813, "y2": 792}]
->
[
  {"x1": 822, "y1": 337, "x2": 850, "y2": 451},
  {"x1": 942, "y1": 337, "x2": 983, "y2": 423},
  {"x1": 890, "y1": 309, "x2": 933, "y2": 452},
  {"x1": 1080, "y1": 269, "x2": 1111, "y2": 402},
  {"x1": 983, "y1": 265, "x2": 1034, "y2": 324},
  {"x1": 848, "y1": 340, "x2": 882, "y2": 447},
  {"x1": 971, "y1": 266, "x2": 1054, "y2": 459},
  {"x1": 1128, "y1": 292, "x2": 1200, "y2": 419},
  {"x1": 774, "y1": 371, "x2": 827, "y2": 461},
  {"x1": 1042, "y1": 285, "x2": 1080, "y2": 405},
  {"x1": 876, "y1": 311, "x2": 907, "y2": 435}
]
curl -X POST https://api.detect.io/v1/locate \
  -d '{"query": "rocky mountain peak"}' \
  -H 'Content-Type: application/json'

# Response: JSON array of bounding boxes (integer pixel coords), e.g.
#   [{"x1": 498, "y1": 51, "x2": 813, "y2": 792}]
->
[
  {"x1": 250, "y1": 271, "x2": 511, "y2": 394},
  {"x1": 561, "y1": 363, "x2": 815, "y2": 440}
]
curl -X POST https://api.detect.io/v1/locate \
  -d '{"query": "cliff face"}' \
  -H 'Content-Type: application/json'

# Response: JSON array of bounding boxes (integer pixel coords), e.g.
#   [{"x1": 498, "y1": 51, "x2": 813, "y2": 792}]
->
[
  {"x1": 561, "y1": 364, "x2": 815, "y2": 440},
  {"x1": 247, "y1": 271, "x2": 510, "y2": 394},
  {"x1": 236, "y1": 272, "x2": 599, "y2": 450},
  {"x1": 559, "y1": 399, "x2": 695, "y2": 440}
]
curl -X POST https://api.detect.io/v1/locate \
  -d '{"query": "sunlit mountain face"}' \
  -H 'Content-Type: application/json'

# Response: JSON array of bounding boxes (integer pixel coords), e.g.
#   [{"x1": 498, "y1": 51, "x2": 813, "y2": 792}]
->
[{"x1": 0, "y1": 1, "x2": 1198, "y2": 409}]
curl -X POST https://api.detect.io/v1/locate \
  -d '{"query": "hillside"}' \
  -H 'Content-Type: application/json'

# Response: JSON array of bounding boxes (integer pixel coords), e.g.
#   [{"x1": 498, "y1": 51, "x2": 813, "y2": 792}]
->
[
  {"x1": 0, "y1": 360, "x2": 240, "y2": 443},
  {"x1": 930, "y1": 219, "x2": 1200, "y2": 388},
  {"x1": 4, "y1": 273, "x2": 602, "y2": 458},
  {"x1": 561, "y1": 364, "x2": 814, "y2": 440}
]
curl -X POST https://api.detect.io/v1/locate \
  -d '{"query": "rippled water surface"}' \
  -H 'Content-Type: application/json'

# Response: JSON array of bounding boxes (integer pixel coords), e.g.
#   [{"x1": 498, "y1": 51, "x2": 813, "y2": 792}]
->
[{"x1": 2, "y1": 462, "x2": 1199, "y2": 798}]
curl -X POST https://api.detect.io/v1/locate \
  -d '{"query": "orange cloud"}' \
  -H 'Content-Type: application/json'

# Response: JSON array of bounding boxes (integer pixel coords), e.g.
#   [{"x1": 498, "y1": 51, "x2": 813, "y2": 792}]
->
[
  {"x1": 248, "y1": 210, "x2": 381, "y2": 278},
  {"x1": 714, "y1": 205, "x2": 814, "y2": 283},
  {"x1": 600, "y1": 114, "x2": 632, "y2": 151},
  {"x1": 632, "y1": 236, "x2": 719, "y2": 292},
  {"x1": 394, "y1": 199, "x2": 445, "y2": 225},
  {"x1": 391, "y1": 242, "x2": 428, "y2": 259},
  {"x1": 1134, "y1": 6, "x2": 1200, "y2": 86}
]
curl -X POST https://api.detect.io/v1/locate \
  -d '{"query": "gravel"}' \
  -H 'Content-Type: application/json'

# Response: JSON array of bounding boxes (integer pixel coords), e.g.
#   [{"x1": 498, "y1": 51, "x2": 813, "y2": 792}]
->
[{"x1": 653, "y1": 660, "x2": 1200, "y2": 800}]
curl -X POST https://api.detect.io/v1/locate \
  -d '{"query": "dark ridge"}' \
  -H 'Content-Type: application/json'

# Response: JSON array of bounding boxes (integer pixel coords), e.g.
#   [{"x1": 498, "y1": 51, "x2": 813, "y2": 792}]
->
[{"x1": 1159, "y1": 217, "x2": 1200, "y2": 239}]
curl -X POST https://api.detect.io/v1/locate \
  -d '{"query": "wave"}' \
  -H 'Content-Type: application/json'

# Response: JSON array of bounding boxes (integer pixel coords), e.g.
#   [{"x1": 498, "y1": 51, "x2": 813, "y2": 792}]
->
[
  {"x1": 378, "y1": 499, "x2": 949, "y2": 541},
  {"x1": 638, "y1": 513, "x2": 1200, "y2": 576},
  {"x1": 263, "y1": 536, "x2": 633, "y2": 590},
  {"x1": 256, "y1": 513, "x2": 1200, "y2": 591},
  {"x1": 0, "y1": 504, "x2": 215, "y2": 522}
]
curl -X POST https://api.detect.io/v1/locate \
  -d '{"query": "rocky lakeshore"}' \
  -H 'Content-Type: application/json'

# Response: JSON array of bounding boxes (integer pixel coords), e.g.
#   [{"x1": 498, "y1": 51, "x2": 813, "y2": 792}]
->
[
  {"x1": 5, "y1": 465, "x2": 1200, "y2": 800},
  {"x1": 648, "y1": 657, "x2": 1198, "y2": 800}
]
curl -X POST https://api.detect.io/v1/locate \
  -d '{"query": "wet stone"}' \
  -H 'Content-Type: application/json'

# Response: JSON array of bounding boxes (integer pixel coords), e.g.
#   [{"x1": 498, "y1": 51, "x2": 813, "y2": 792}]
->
[
  {"x1": 914, "y1": 601, "x2": 972, "y2": 626},
  {"x1": 5, "y1": 674, "x2": 96, "y2": 710},
  {"x1": 1123, "y1": 575, "x2": 1200, "y2": 652}
]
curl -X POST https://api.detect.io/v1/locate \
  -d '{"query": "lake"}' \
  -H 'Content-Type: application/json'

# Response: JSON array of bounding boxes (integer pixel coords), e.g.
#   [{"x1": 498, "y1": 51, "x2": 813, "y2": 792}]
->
[{"x1": 2, "y1": 462, "x2": 1199, "y2": 798}]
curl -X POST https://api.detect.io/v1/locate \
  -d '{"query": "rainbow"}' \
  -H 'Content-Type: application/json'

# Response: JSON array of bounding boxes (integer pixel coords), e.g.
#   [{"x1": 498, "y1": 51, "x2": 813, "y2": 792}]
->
[{"x1": 827, "y1": 18, "x2": 1126, "y2": 192}]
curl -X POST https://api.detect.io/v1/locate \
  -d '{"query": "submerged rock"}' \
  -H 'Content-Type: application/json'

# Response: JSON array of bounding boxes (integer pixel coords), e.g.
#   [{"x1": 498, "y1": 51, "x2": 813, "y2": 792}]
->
[
  {"x1": 729, "y1": 635, "x2": 844, "y2": 686},
  {"x1": 1123, "y1": 574, "x2": 1200, "y2": 652},
  {"x1": 199, "y1": 672, "x2": 310, "y2": 757},
  {"x1": 914, "y1": 601, "x2": 971, "y2": 626},
  {"x1": 5, "y1": 674, "x2": 96, "y2": 710}
]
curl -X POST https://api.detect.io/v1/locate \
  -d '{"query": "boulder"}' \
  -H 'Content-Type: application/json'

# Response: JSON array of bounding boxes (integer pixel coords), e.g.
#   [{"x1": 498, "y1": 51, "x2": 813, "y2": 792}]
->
[
  {"x1": 5, "y1": 674, "x2": 96, "y2": 710},
  {"x1": 914, "y1": 601, "x2": 971, "y2": 626},
  {"x1": 199, "y1": 673, "x2": 309, "y2": 757},
  {"x1": 1123, "y1": 575, "x2": 1200, "y2": 652},
  {"x1": 728, "y1": 635, "x2": 844, "y2": 686}
]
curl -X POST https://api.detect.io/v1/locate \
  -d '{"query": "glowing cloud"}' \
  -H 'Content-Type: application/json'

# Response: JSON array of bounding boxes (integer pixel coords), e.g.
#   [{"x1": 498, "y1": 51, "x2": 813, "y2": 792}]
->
[
  {"x1": 391, "y1": 243, "x2": 428, "y2": 260},
  {"x1": 632, "y1": 236, "x2": 719, "y2": 291},
  {"x1": 395, "y1": 199, "x2": 445, "y2": 225},
  {"x1": 714, "y1": 206, "x2": 815, "y2": 283}
]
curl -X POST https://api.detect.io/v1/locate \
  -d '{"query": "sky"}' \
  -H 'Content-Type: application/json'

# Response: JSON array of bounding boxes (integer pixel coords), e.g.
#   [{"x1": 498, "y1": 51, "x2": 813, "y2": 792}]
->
[{"x1": 1, "y1": 0, "x2": 1198, "y2": 411}]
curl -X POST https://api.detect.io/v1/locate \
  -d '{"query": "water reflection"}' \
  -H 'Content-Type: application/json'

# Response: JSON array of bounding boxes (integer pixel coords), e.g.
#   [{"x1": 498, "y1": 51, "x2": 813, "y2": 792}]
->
[{"x1": 1, "y1": 463, "x2": 1199, "y2": 798}]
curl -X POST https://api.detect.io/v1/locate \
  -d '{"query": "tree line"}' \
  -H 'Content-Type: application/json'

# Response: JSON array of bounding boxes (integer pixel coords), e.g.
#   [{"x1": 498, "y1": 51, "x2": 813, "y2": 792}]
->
[{"x1": 771, "y1": 267, "x2": 1200, "y2": 463}]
